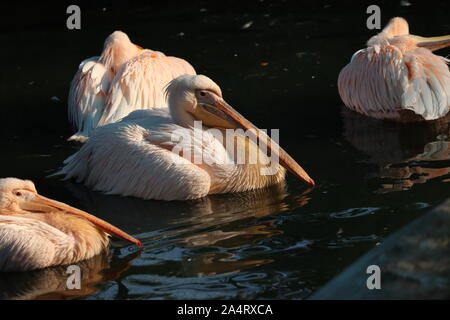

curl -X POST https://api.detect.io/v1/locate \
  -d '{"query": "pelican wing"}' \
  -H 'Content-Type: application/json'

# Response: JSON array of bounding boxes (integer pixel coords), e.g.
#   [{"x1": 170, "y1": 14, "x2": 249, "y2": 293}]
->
[
  {"x1": 68, "y1": 57, "x2": 113, "y2": 141},
  {"x1": 58, "y1": 110, "x2": 214, "y2": 201},
  {"x1": 98, "y1": 52, "x2": 196, "y2": 127},
  {"x1": 402, "y1": 48, "x2": 450, "y2": 119},
  {"x1": 0, "y1": 216, "x2": 73, "y2": 272},
  {"x1": 338, "y1": 45, "x2": 450, "y2": 120}
]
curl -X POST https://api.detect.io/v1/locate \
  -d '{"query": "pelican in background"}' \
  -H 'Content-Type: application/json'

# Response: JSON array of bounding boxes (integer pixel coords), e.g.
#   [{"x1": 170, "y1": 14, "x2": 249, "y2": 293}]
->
[
  {"x1": 338, "y1": 17, "x2": 450, "y2": 121},
  {"x1": 68, "y1": 31, "x2": 196, "y2": 142},
  {"x1": 0, "y1": 178, "x2": 141, "y2": 272},
  {"x1": 58, "y1": 75, "x2": 314, "y2": 201}
]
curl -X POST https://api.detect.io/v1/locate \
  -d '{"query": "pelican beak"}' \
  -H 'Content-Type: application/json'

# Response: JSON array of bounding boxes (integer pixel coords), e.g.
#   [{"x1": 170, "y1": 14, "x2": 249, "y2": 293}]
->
[
  {"x1": 194, "y1": 97, "x2": 315, "y2": 186},
  {"x1": 20, "y1": 194, "x2": 142, "y2": 247},
  {"x1": 413, "y1": 35, "x2": 450, "y2": 51}
]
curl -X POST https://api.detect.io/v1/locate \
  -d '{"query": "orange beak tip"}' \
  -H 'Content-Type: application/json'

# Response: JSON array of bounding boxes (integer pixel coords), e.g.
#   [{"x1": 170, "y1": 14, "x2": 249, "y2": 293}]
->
[
  {"x1": 309, "y1": 178, "x2": 316, "y2": 187},
  {"x1": 133, "y1": 239, "x2": 142, "y2": 247}
]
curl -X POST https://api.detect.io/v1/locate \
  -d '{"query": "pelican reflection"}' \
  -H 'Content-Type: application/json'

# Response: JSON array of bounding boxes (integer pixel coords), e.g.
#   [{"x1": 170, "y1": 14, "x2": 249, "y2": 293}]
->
[
  {"x1": 0, "y1": 250, "x2": 139, "y2": 300},
  {"x1": 342, "y1": 108, "x2": 450, "y2": 193},
  {"x1": 64, "y1": 182, "x2": 312, "y2": 276}
]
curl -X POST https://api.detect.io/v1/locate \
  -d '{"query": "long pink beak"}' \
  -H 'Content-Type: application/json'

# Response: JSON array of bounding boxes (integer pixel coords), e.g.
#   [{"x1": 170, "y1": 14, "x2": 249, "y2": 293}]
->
[{"x1": 212, "y1": 98, "x2": 315, "y2": 186}]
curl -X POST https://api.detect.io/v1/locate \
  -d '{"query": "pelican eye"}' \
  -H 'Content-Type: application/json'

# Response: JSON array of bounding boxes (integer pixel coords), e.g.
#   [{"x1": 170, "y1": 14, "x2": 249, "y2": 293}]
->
[
  {"x1": 14, "y1": 191, "x2": 23, "y2": 197},
  {"x1": 199, "y1": 91, "x2": 206, "y2": 97}
]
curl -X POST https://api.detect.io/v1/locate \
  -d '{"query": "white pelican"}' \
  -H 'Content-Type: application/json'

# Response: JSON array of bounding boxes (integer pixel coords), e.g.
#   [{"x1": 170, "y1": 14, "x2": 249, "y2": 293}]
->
[
  {"x1": 68, "y1": 31, "x2": 196, "y2": 142},
  {"x1": 338, "y1": 17, "x2": 450, "y2": 121},
  {"x1": 58, "y1": 75, "x2": 315, "y2": 201},
  {"x1": 0, "y1": 178, "x2": 141, "y2": 272}
]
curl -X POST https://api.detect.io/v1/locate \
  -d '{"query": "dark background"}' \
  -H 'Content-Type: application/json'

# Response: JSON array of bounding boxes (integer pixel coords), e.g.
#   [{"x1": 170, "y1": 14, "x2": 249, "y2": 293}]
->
[
  {"x1": 1, "y1": 0, "x2": 449, "y2": 137},
  {"x1": 0, "y1": 0, "x2": 449, "y2": 299}
]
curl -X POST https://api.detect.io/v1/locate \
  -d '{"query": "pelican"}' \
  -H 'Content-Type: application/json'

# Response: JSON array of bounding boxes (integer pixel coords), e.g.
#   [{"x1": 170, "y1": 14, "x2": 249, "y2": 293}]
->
[
  {"x1": 58, "y1": 74, "x2": 315, "y2": 201},
  {"x1": 338, "y1": 17, "x2": 450, "y2": 121},
  {"x1": 68, "y1": 31, "x2": 196, "y2": 142},
  {"x1": 0, "y1": 178, "x2": 141, "y2": 272}
]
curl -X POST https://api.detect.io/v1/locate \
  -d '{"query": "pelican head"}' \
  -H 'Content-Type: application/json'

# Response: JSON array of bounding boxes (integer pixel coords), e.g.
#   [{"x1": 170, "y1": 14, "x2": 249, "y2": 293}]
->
[
  {"x1": 165, "y1": 74, "x2": 315, "y2": 186},
  {"x1": 0, "y1": 178, "x2": 141, "y2": 247},
  {"x1": 99, "y1": 31, "x2": 142, "y2": 73},
  {"x1": 369, "y1": 17, "x2": 450, "y2": 52}
]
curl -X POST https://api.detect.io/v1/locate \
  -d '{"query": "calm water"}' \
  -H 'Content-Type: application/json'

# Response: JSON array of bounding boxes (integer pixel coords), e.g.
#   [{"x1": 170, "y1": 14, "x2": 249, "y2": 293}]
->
[{"x1": 0, "y1": 1, "x2": 449, "y2": 299}]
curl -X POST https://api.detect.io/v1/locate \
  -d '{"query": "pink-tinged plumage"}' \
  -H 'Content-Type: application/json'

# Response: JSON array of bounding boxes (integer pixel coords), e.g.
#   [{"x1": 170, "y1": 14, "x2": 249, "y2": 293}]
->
[
  {"x1": 68, "y1": 31, "x2": 196, "y2": 142},
  {"x1": 57, "y1": 75, "x2": 314, "y2": 201},
  {"x1": 338, "y1": 17, "x2": 450, "y2": 121},
  {"x1": 0, "y1": 178, "x2": 140, "y2": 272}
]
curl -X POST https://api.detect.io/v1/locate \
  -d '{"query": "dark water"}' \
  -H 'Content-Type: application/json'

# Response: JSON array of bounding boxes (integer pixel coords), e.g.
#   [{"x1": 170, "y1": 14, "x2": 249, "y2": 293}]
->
[{"x1": 0, "y1": 0, "x2": 450, "y2": 299}]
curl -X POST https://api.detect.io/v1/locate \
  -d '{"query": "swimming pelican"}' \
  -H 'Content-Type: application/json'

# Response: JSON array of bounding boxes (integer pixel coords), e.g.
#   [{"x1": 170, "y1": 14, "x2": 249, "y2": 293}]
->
[
  {"x1": 68, "y1": 31, "x2": 196, "y2": 142},
  {"x1": 338, "y1": 17, "x2": 450, "y2": 121},
  {"x1": 58, "y1": 75, "x2": 314, "y2": 201},
  {"x1": 0, "y1": 178, "x2": 141, "y2": 272}
]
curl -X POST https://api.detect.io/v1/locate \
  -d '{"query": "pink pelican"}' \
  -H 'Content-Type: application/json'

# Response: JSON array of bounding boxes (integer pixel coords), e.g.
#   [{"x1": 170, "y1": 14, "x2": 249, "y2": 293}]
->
[
  {"x1": 68, "y1": 31, "x2": 196, "y2": 142},
  {"x1": 338, "y1": 17, "x2": 450, "y2": 121},
  {"x1": 0, "y1": 178, "x2": 141, "y2": 272},
  {"x1": 58, "y1": 74, "x2": 315, "y2": 201}
]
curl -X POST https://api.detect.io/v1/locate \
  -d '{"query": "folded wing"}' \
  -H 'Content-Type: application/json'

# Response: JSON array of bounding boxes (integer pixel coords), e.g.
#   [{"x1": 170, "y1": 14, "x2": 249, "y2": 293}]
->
[
  {"x1": 68, "y1": 57, "x2": 113, "y2": 141},
  {"x1": 338, "y1": 45, "x2": 450, "y2": 120},
  {"x1": 0, "y1": 216, "x2": 73, "y2": 271},
  {"x1": 59, "y1": 110, "x2": 213, "y2": 201},
  {"x1": 98, "y1": 52, "x2": 196, "y2": 127}
]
